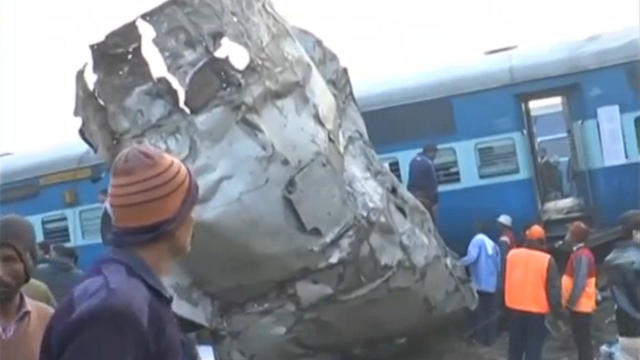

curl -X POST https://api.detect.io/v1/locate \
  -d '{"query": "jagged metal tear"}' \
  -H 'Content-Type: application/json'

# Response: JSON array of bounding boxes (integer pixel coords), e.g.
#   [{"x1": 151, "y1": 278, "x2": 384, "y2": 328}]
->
[{"x1": 74, "y1": 0, "x2": 476, "y2": 359}]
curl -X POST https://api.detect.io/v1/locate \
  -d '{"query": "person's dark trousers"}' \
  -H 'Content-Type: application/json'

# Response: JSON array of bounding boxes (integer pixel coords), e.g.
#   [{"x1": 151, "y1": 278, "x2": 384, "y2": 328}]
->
[
  {"x1": 496, "y1": 290, "x2": 509, "y2": 333},
  {"x1": 415, "y1": 196, "x2": 435, "y2": 222},
  {"x1": 508, "y1": 310, "x2": 547, "y2": 360},
  {"x1": 470, "y1": 291, "x2": 497, "y2": 346},
  {"x1": 569, "y1": 311, "x2": 593, "y2": 360}
]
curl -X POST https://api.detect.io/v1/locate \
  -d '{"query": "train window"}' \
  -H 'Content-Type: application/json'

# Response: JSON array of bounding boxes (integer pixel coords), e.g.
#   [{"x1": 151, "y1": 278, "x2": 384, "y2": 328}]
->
[
  {"x1": 635, "y1": 116, "x2": 640, "y2": 153},
  {"x1": 79, "y1": 207, "x2": 103, "y2": 243},
  {"x1": 362, "y1": 98, "x2": 456, "y2": 149},
  {"x1": 475, "y1": 138, "x2": 519, "y2": 178},
  {"x1": 380, "y1": 157, "x2": 402, "y2": 182},
  {"x1": 41, "y1": 213, "x2": 70, "y2": 244},
  {"x1": 434, "y1": 147, "x2": 460, "y2": 184}
]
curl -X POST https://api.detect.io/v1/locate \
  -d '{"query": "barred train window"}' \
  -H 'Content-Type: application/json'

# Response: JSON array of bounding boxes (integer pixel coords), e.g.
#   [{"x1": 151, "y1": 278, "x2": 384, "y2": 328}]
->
[
  {"x1": 434, "y1": 147, "x2": 460, "y2": 184},
  {"x1": 476, "y1": 138, "x2": 519, "y2": 178},
  {"x1": 41, "y1": 213, "x2": 70, "y2": 243},
  {"x1": 79, "y1": 207, "x2": 103, "y2": 243}
]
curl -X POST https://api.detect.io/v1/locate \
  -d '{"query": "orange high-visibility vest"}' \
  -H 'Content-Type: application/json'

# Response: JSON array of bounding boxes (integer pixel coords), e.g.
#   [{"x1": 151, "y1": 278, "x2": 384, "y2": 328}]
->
[
  {"x1": 505, "y1": 247, "x2": 552, "y2": 314},
  {"x1": 562, "y1": 245, "x2": 597, "y2": 313}
]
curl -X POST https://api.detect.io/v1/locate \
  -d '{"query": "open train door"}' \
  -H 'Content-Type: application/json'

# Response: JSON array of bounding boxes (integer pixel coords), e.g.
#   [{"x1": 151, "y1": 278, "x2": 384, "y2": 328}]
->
[{"x1": 521, "y1": 92, "x2": 592, "y2": 242}]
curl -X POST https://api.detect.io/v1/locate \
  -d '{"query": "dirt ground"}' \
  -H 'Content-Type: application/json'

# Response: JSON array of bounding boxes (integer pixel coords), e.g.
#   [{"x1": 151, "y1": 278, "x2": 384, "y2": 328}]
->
[{"x1": 402, "y1": 299, "x2": 617, "y2": 360}]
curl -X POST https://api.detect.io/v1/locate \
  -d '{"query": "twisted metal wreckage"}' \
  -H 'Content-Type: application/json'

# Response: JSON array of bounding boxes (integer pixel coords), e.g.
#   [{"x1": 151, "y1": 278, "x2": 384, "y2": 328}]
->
[{"x1": 75, "y1": 0, "x2": 476, "y2": 358}]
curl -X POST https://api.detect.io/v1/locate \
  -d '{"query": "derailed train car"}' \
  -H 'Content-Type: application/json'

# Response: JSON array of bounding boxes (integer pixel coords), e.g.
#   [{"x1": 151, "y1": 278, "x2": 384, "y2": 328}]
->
[
  {"x1": 1, "y1": 1, "x2": 476, "y2": 359},
  {"x1": 362, "y1": 28, "x2": 640, "y2": 253}
]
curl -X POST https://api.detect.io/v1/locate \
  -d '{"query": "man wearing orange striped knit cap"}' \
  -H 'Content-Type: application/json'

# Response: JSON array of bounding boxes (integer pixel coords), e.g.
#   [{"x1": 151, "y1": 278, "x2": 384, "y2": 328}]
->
[{"x1": 41, "y1": 142, "x2": 199, "y2": 360}]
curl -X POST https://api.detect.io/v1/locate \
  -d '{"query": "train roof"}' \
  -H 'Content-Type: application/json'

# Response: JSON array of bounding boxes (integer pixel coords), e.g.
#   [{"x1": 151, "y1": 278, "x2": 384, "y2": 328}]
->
[
  {"x1": 356, "y1": 28, "x2": 640, "y2": 111},
  {"x1": 0, "y1": 140, "x2": 103, "y2": 185},
  {"x1": 1, "y1": 30, "x2": 638, "y2": 185}
]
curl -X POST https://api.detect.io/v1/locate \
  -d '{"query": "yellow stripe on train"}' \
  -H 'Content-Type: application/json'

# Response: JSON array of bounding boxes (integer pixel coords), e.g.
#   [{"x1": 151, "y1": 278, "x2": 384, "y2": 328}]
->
[{"x1": 39, "y1": 168, "x2": 93, "y2": 186}]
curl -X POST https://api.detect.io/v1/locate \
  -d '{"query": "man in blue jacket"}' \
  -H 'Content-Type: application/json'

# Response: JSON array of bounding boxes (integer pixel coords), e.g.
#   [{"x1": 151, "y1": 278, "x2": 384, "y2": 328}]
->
[
  {"x1": 40, "y1": 143, "x2": 199, "y2": 360},
  {"x1": 407, "y1": 144, "x2": 439, "y2": 220},
  {"x1": 460, "y1": 222, "x2": 501, "y2": 346}
]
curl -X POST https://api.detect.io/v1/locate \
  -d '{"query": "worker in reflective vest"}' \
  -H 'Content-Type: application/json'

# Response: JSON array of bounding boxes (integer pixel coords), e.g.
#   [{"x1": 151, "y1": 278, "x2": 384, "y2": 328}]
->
[
  {"x1": 504, "y1": 225, "x2": 562, "y2": 360},
  {"x1": 562, "y1": 221, "x2": 596, "y2": 360}
]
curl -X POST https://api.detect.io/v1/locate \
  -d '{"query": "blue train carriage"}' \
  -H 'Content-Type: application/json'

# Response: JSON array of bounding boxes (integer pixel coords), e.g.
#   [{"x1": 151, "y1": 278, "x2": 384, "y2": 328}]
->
[
  {"x1": 359, "y1": 28, "x2": 640, "y2": 254},
  {"x1": 0, "y1": 29, "x2": 637, "y2": 266},
  {"x1": 0, "y1": 142, "x2": 109, "y2": 270}
]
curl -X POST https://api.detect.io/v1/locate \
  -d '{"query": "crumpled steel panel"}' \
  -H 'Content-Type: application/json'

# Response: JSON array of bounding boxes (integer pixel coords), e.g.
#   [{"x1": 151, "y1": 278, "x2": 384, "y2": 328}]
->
[
  {"x1": 74, "y1": 0, "x2": 476, "y2": 358},
  {"x1": 284, "y1": 156, "x2": 349, "y2": 235}
]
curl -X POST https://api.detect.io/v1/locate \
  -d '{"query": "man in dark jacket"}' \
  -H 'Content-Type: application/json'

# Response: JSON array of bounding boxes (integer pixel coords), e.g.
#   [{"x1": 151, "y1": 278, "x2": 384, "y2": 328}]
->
[
  {"x1": 40, "y1": 143, "x2": 199, "y2": 360},
  {"x1": 407, "y1": 144, "x2": 439, "y2": 220},
  {"x1": 603, "y1": 210, "x2": 640, "y2": 359},
  {"x1": 538, "y1": 148, "x2": 563, "y2": 202},
  {"x1": 32, "y1": 245, "x2": 84, "y2": 303}
]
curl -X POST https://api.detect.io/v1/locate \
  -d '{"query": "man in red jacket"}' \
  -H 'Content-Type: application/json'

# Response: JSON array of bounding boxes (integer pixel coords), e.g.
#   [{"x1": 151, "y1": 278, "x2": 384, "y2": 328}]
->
[{"x1": 562, "y1": 221, "x2": 596, "y2": 360}]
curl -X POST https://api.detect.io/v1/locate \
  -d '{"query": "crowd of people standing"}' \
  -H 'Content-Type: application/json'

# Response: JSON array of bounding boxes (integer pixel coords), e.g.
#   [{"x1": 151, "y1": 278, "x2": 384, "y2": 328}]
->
[{"x1": 408, "y1": 144, "x2": 640, "y2": 360}]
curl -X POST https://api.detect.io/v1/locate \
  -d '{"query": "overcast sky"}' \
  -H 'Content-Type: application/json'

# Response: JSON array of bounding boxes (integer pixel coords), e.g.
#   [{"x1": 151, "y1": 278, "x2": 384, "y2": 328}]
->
[{"x1": 0, "y1": 0, "x2": 638, "y2": 154}]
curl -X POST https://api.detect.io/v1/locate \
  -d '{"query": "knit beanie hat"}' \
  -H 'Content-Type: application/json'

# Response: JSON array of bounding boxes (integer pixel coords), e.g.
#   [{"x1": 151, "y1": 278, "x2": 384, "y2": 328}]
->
[
  {"x1": 0, "y1": 215, "x2": 37, "y2": 282},
  {"x1": 106, "y1": 143, "x2": 199, "y2": 247}
]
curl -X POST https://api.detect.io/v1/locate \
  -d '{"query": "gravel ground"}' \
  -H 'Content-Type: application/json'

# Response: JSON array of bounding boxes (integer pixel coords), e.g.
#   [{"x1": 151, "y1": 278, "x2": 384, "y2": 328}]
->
[{"x1": 400, "y1": 300, "x2": 617, "y2": 360}]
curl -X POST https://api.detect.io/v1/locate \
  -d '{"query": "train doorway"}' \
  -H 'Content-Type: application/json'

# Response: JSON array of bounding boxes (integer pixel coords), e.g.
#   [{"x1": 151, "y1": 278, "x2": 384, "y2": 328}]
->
[{"x1": 522, "y1": 95, "x2": 587, "y2": 239}]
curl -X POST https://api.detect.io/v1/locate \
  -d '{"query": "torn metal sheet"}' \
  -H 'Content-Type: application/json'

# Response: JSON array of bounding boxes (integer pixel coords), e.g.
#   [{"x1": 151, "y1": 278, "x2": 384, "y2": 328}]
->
[
  {"x1": 284, "y1": 156, "x2": 348, "y2": 235},
  {"x1": 295, "y1": 281, "x2": 334, "y2": 308},
  {"x1": 75, "y1": 0, "x2": 476, "y2": 359}
]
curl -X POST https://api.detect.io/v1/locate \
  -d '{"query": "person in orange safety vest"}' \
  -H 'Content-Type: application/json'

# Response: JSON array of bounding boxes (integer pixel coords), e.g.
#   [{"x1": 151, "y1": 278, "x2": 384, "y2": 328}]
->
[
  {"x1": 504, "y1": 224, "x2": 561, "y2": 360},
  {"x1": 562, "y1": 221, "x2": 596, "y2": 360}
]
